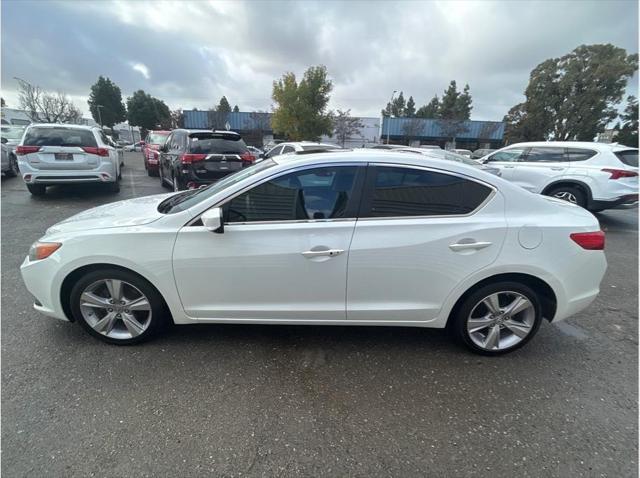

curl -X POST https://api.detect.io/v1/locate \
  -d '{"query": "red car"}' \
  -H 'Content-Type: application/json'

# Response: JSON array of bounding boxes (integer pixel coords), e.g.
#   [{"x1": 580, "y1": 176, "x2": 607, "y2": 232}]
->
[{"x1": 143, "y1": 130, "x2": 170, "y2": 176}]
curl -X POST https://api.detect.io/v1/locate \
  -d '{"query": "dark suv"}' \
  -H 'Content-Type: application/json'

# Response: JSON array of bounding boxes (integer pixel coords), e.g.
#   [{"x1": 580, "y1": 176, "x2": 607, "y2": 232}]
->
[{"x1": 158, "y1": 130, "x2": 255, "y2": 191}]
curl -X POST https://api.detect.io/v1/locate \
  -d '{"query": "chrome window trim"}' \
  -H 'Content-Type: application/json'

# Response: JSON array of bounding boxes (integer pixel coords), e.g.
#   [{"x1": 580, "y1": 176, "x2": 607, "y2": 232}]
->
[{"x1": 185, "y1": 162, "x2": 364, "y2": 226}]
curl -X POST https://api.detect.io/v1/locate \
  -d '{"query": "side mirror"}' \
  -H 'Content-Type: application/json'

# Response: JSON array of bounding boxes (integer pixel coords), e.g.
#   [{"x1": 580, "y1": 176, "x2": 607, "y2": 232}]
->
[
  {"x1": 1, "y1": 137, "x2": 7, "y2": 144},
  {"x1": 201, "y1": 207, "x2": 223, "y2": 233}
]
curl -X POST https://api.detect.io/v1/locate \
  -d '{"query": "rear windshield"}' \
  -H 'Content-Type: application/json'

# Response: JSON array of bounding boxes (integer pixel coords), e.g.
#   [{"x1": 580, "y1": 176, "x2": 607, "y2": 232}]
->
[
  {"x1": 23, "y1": 127, "x2": 97, "y2": 147},
  {"x1": 615, "y1": 150, "x2": 638, "y2": 167},
  {"x1": 146, "y1": 133, "x2": 168, "y2": 145},
  {"x1": 188, "y1": 134, "x2": 247, "y2": 154}
]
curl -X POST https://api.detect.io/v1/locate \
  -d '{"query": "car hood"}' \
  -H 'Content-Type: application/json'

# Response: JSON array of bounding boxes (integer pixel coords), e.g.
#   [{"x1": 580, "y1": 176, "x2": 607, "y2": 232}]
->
[{"x1": 46, "y1": 193, "x2": 175, "y2": 235}]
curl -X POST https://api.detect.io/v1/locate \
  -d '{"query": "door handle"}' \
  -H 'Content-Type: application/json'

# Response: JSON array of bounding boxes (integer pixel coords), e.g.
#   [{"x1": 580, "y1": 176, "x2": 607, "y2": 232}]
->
[
  {"x1": 550, "y1": 167, "x2": 565, "y2": 171},
  {"x1": 302, "y1": 249, "x2": 344, "y2": 258},
  {"x1": 449, "y1": 241, "x2": 492, "y2": 251},
  {"x1": 502, "y1": 165, "x2": 515, "y2": 168}
]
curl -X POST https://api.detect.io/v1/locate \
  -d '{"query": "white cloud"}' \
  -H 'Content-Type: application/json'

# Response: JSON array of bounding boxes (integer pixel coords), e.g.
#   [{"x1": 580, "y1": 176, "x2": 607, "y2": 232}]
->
[{"x1": 131, "y1": 63, "x2": 150, "y2": 80}]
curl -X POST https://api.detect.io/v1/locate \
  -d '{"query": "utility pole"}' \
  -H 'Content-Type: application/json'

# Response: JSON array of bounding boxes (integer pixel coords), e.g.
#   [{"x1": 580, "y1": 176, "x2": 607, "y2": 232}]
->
[{"x1": 386, "y1": 90, "x2": 397, "y2": 144}]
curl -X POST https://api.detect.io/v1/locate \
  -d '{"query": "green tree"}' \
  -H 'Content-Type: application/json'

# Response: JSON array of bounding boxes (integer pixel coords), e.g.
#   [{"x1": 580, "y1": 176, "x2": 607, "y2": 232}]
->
[
  {"x1": 392, "y1": 91, "x2": 406, "y2": 117},
  {"x1": 87, "y1": 76, "x2": 126, "y2": 128},
  {"x1": 333, "y1": 109, "x2": 364, "y2": 147},
  {"x1": 271, "y1": 65, "x2": 333, "y2": 141},
  {"x1": 127, "y1": 90, "x2": 171, "y2": 131},
  {"x1": 216, "y1": 96, "x2": 232, "y2": 114},
  {"x1": 439, "y1": 81, "x2": 471, "y2": 120},
  {"x1": 233, "y1": 105, "x2": 239, "y2": 112},
  {"x1": 416, "y1": 95, "x2": 440, "y2": 118},
  {"x1": 506, "y1": 44, "x2": 638, "y2": 141},
  {"x1": 405, "y1": 96, "x2": 416, "y2": 117},
  {"x1": 616, "y1": 96, "x2": 638, "y2": 147}
]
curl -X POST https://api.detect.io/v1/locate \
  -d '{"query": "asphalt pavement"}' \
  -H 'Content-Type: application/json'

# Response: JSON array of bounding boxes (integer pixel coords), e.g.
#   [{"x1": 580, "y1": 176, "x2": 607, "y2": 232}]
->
[{"x1": 1, "y1": 152, "x2": 637, "y2": 477}]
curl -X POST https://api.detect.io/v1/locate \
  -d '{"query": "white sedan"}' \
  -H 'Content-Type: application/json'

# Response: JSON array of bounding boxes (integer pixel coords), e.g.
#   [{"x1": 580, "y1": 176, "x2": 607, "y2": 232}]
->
[{"x1": 20, "y1": 150, "x2": 606, "y2": 354}]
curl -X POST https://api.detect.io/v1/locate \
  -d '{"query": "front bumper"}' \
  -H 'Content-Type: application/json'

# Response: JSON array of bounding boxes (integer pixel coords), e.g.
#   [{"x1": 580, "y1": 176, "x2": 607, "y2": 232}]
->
[{"x1": 21, "y1": 255, "x2": 69, "y2": 321}]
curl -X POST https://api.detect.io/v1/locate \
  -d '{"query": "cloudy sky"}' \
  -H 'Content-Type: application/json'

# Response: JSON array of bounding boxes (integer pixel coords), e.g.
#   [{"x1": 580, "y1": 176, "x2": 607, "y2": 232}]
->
[{"x1": 1, "y1": 0, "x2": 638, "y2": 121}]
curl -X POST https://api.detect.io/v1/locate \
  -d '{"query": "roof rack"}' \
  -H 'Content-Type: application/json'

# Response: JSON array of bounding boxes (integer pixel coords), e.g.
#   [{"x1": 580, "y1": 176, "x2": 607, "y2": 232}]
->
[{"x1": 294, "y1": 148, "x2": 351, "y2": 155}]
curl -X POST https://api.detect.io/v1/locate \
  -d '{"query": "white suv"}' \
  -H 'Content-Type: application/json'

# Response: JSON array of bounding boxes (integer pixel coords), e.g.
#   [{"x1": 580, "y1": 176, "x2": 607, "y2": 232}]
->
[
  {"x1": 264, "y1": 141, "x2": 340, "y2": 158},
  {"x1": 480, "y1": 142, "x2": 638, "y2": 211},
  {"x1": 17, "y1": 124, "x2": 121, "y2": 196}
]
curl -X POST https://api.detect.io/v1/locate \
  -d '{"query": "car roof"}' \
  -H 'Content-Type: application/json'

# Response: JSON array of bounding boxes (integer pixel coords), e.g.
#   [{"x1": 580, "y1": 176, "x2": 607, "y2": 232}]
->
[
  {"x1": 502, "y1": 141, "x2": 638, "y2": 152},
  {"x1": 27, "y1": 123, "x2": 97, "y2": 131}
]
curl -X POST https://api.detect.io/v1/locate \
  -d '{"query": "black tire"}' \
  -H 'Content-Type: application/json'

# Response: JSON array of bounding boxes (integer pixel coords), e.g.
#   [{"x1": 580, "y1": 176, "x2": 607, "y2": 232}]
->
[
  {"x1": 147, "y1": 168, "x2": 159, "y2": 177},
  {"x1": 172, "y1": 173, "x2": 185, "y2": 192},
  {"x1": 449, "y1": 281, "x2": 543, "y2": 355},
  {"x1": 69, "y1": 268, "x2": 169, "y2": 345},
  {"x1": 107, "y1": 179, "x2": 120, "y2": 193},
  {"x1": 5, "y1": 155, "x2": 19, "y2": 177},
  {"x1": 26, "y1": 183, "x2": 46, "y2": 196},
  {"x1": 545, "y1": 185, "x2": 587, "y2": 208}
]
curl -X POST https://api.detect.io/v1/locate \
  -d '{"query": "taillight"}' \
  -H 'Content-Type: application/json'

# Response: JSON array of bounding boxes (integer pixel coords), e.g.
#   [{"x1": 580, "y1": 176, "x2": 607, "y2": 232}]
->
[
  {"x1": 15, "y1": 146, "x2": 40, "y2": 155},
  {"x1": 180, "y1": 154, "x2": 206, "y2": 164},
  {"x1": 570, "y1": 231, "x2": 605, "y2": 250},
  {"x1": 241, "y1": 152, "x2": 256, "y2": 163},
  {"x1": 602, "y1": 168, "x2": 638, "y2": 180},
  {"x1": 82, "y1": 147, "x2": 109, "y2": 157}
]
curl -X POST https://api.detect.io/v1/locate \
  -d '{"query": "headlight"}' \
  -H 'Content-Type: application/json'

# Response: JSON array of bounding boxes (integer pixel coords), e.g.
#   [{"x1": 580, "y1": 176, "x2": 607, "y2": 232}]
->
[{"x1": 28, "y1": 242, "x2": 62, "y2": 261}]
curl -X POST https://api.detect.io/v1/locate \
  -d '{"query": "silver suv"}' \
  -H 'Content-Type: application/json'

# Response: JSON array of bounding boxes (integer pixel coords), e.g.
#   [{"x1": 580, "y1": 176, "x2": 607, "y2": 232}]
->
[{"x1": 17, "y1": 124, "x2": 121, "y2": 196}]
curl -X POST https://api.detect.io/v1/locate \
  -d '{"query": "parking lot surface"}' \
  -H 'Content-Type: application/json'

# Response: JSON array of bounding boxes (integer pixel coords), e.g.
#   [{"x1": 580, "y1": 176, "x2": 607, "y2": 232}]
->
[{"x1": 2, "y1": 152, "x2": 638, "y2": 477}]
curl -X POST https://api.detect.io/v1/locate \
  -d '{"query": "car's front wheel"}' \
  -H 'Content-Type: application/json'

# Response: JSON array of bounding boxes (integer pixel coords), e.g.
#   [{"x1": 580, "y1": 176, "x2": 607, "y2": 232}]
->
[
  {"x1": 450, "y1": 281, "x2": 542, "y2": 355},
  {"x1": 70, "y1": 268, "x2": 169, "y2": 344}
]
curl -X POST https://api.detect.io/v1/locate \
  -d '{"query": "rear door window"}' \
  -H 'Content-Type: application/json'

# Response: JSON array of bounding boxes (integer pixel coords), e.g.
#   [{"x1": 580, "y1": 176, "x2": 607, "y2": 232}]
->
[
  {"x1": 524, "y1": 147, "x2": 566, "y2": 162},
  {"x1": 615, "y1": 150, "x2": 639, "y2": 167},
  {"x1": 361, "y1": 166, "x2": 492, "y2": 217},
  {"x1": 23, "y1": 127, "x2": 98, "y2": 147},
  {"x1": 566, "y1": 148, "x2": 597, "y2": 161},
  {"x1": 189, "y1": 133, "x2": 247, "y2": 154}
]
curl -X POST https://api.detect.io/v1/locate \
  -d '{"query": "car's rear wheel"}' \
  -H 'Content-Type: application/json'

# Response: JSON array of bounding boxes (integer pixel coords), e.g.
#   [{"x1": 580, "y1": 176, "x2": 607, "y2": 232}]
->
[
  {"x1": 147, "y1": 167, "x2": 158, "y2": 177},
  {"x1": 70, "y1": 268, "x2": 168, "y2": 345},
  {"x1": 107, "y1": 179, "x2": 120, "y2": 193},
  {"x1": 172, "y1": 174, "x2": 184, "y2": 192},
  {"x1": 450, "y1": 281, "x2": 542, "y2": 355},
  {"x1": 546, "y1": 185, "x2": 586, "y2": 208},
  {"x1": 159, "y1": 164, "x2": 171, "y2": 189},
  {"x1": 26, "y1": 184, "x2": 46, "y2": 196},
  {"x1": 5, "y1": 155, "x2": 19, "y2": 177}
]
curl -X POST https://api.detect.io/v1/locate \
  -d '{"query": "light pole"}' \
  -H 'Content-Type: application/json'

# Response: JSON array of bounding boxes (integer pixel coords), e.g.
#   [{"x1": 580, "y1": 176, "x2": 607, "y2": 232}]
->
[
  {"x1": 386, "y1": 90, "x2": 397, "y2": 144},
  {"x1": 96, "y1": 104, "x2": 104, "y2": 128}
]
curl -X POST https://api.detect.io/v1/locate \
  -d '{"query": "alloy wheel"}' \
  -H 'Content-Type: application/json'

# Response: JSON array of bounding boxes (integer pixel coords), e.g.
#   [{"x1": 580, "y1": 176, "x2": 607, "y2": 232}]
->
[
  {"x1": 79, "y1": 279, "x2": 152, "y2": 340},
  {"x1": 466, "y1": 291, "x2": 535, "y2": 351},
  {"x1": 11, "y1": 157, "x2": 19, "y2": 175},
  {"x1": 553, "y1": 191, "x2": 577, "y2": 204}
]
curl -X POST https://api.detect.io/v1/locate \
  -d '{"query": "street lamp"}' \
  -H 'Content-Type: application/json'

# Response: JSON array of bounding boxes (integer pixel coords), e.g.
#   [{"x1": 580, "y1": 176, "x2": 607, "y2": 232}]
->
[
  {"x1": 96, "y1": 104, "x2": 104, "y2": 128},
  {"x1": 386, "y1": 90, "x2": 397, "y2": 144}
]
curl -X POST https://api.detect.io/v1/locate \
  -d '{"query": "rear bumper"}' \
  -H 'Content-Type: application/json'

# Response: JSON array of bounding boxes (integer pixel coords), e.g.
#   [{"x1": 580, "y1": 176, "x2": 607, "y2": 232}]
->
[
  {"x1": 18, "y1": 160, "x2": 117, "y2": 184},
  {"x1": 589, "y1": 194, "x2": 639, "y2": 211}
]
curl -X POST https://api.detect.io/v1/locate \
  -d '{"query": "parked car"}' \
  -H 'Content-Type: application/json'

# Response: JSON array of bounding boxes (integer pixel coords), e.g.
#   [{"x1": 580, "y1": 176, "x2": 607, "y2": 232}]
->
[
  {"x1": 143, "y1": 130, "x2": 170, "y2": 176},
  {"x1": 452, "y1": 149, "x2": 473, "y2": 158},
  {"x1": 472, "y1": 148, "x2": 496, "y2": 159},
  {"x1": 125, "y1": 141, "x2": 145, "y2": 152},
  {"x1": 264, "y1": 141, "x2": 341, "y2": 158},
  {"x1": 105, "y1": 135, "x2": 124, "y2": 167},
  {"x1": 1, "y1": 125, "x2": 26, "y2": 177},
  {"x1": 480, "y1": 142, "x2": 638, "y2": 211},
  {"x1": 21, "y1": 150, "x2": 606, "y2": 355},
  {"x1": 247, "y1": 145, "x2": 264, "y2": 159},
  {"x1": 262, "y1": 139, "x2": 284, "y2": 152},
  {"x1": 16, "y1": 124, "x2": 121, "y2": 195},
  {"x1": 159, "y1": 129, "x2": 255, "y2": 191},
  {"x1": 395, "y1": 147, "x2": 502, "y2": 176}
]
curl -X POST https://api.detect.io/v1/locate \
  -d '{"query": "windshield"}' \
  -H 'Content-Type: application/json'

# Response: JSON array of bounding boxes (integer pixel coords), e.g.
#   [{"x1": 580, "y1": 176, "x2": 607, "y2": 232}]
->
[
  {"x1": 158, "y1": 159, "x2": 277, "y2": 214},
  {"x1": 1, "y1": 126, "x2": 25, "y2": 141},
  {"x1": 146, "y1": 133, "x2": 168, "y2": 145}
]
